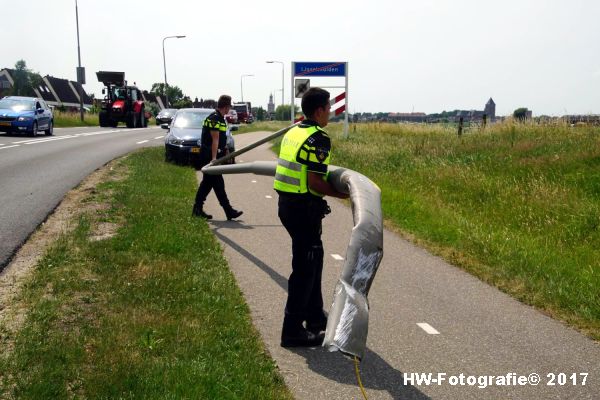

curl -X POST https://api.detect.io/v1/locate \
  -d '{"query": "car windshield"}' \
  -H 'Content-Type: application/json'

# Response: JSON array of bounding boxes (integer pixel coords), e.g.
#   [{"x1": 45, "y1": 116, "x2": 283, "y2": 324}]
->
[
  {"x1": 172, "y1": 111, "x2": 211, "y2": 129},
  {"x1": 233, "y1": 105, "x2": 247, "y2": 113},
  {"x1": 159, "y1": 109, "x2": 176, "y2": 116},
  {"x1": 0, "y1": 98, "x2": 35, "y2": 112}
]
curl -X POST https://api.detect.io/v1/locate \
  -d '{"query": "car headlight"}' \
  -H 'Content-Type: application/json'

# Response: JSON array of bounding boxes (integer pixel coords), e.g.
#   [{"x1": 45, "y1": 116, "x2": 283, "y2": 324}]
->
[
  {"x1": 17, "y1": 116, "x2": 33, "y2": 122},
  {"x1": 168, "y1": 136, "x2": 184, "y2": 145}
]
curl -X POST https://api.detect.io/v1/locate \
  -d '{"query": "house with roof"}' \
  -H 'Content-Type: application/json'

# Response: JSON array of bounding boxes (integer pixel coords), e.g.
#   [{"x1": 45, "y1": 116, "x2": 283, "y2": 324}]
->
[{"x1": 1, "y1": 68, "x2": 93, "y2": 109}]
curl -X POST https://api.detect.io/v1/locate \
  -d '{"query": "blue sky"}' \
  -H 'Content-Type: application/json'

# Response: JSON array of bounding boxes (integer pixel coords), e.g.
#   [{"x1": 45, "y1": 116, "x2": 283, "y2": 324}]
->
[{"x1": 4, "y1": 0, "x2": 600, "y2": 116}]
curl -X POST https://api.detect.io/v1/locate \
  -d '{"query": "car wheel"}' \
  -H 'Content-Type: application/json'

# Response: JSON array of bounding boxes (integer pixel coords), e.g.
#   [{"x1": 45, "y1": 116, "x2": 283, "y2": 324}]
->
[
  {"x1": 99, "y1": 112, "x2": 108, "y2": 127},
  {"x1": 44, "y1": 120, "x2": 54, "y2": 136},
  {"x1": 29, "y1": 122, "x2": 38, "y2": 137}
]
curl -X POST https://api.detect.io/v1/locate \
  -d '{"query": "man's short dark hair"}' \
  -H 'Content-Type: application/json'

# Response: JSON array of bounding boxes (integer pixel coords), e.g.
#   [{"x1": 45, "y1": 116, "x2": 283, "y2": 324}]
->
[
  {"x1": 301, "y1": 88, "x2": 330, "y2": 119},
  {"x1": 217, "y1": 95, "x2": 232, "y2": 109}
]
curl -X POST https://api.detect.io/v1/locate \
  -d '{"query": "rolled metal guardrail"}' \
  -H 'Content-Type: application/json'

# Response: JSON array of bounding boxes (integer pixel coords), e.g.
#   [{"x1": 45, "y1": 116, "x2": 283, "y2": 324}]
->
[{"x1": 202, "y1": 128, "x2": 383, "y2": 360}]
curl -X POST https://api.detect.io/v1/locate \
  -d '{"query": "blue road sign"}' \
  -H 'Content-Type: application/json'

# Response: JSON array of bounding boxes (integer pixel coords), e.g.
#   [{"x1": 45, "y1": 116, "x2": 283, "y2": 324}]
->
[{"x1": 294, "y1": 62, "x2": 346, "y2": 77}]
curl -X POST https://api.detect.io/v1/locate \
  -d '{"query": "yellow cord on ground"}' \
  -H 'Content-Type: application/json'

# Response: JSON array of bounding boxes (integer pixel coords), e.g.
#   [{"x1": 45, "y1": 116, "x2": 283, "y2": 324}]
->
[{"x1": 354, "y1": 355, "x2": 368, "y2": 400}]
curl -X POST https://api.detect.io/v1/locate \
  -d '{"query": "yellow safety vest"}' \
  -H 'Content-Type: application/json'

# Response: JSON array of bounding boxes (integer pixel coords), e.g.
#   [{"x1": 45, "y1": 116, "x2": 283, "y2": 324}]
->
[{"x1": 273, "y1": 125, "x2": 330, "y2": 196}]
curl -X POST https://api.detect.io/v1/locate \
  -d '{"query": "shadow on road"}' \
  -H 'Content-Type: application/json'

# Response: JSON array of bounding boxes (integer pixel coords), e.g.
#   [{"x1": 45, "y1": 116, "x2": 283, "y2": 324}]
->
[
  {"x1": 212, "y1": 227, "x2": 288, "y2": 291},
  {"x1": 288, "y1": 346, "x2": 431, "y2": 400},
  {"x1": 212, "y1": 228, "x2": 430, "y2": 399}
]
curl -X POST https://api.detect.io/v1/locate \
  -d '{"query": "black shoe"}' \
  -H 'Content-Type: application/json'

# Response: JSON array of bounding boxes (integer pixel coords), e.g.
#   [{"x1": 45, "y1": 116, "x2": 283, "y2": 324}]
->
[
  {"x1": 305, "y1": 320, "x2": 327, "y2": 335},
  {"x1": 192, "y1": 205, "x2": 212, "y2": 219},
  {"x1": 225, "y1": 208, "x2": 243, "y2": 220},
  {"x1": 281, "y1": 329, "x2": 325, "y2": 348}
]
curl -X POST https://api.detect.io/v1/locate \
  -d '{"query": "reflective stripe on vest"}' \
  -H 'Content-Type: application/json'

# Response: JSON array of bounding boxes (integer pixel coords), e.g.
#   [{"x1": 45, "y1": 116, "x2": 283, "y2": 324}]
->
[
  {"x1": 204, "y1": 118, "x2": 227, "y2": 133},
  {"x1": 274, "y1": 125, "x2": 323, "y2": 194}
]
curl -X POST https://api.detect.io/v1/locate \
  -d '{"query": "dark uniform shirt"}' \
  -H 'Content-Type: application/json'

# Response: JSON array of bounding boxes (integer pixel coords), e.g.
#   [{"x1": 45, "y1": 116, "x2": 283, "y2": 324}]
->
[
  {"x1": 295, "y1": 120, "x2": 331, "y2": 175},
  {"x1": 200, "y1": 110, "x2": 227, "y2": 163}
]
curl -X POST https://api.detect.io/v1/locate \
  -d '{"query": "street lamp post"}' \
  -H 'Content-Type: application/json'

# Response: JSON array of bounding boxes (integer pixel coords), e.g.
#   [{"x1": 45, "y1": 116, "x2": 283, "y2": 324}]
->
[
  {"x1": 266, "y1": 61, "x2": 284, "y2": 108},
  {"x1": 162, "y1": 35, "x2": 186, "y2": 108},
  {"x1": 240, "y1": 74, "x2": 254, "y2": 102},
  {"x1": 75, "y1": 0, "x2": 84, "y2": 122}
]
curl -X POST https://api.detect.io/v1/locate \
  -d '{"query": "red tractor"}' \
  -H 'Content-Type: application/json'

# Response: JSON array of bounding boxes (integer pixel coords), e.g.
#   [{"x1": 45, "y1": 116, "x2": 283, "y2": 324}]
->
[{"x1": 97, "y1": 71, "x2": 147, "y2": 128}]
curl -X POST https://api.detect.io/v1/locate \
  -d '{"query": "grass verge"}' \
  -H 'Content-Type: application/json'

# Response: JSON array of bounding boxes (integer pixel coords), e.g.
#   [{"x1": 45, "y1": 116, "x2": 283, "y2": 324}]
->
[
  {"x1": 53, "y1": 111, "x2": 99, "y2": 128},
  {"x1": 328, "y1": 120, "x2": 600, "y2": 339},
  {"x1": 0, "y1": 148, "x2": 292, "y2": 399}
]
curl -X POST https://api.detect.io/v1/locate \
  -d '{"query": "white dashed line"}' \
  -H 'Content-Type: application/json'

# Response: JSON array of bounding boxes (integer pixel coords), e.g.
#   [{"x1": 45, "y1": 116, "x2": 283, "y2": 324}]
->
[
  {"x1": 331, "y1": 254, "x2": 344, "y2": 260},
  {"x1": 24, "y1": 135, "x2": 78, "y2": 145},
  {"x1": 265, "y1": 195, "x2": 273, "y2": 199},
  {"x1": 251, "y1": 180, "x2": 257, "y2": 183},
  {"x1": 154, "y1": 136, "x2": 163, "y2": 139},
  {"x1": 0, "y1": 145, "x2": 20, "y2": 150},
  {"x1": 137, "y1": 140, "x2": 149, "y2": 144},
  {"x1": 417, "y1": 323, "x2": 440, "y2": 335},
  {"x1": 80, "y1": 130, "x2": 122, "y2": 136}
]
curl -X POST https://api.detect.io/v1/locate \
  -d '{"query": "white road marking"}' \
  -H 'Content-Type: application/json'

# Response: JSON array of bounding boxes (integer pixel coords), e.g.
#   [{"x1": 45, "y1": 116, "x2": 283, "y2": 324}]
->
[
  {"x1": 417, "y1": 323, "x2": 440, "y2": 335},
  {"x1": 0, "y1": 145, "x2": 20, "y2": 150},
  {"x1": 24, "y1": 135, "x2": 78, "y2": 145},
  {"x1": 13, "y1": 137, "x2": 53, "y2": 144},
  {"x1": 265, "y1": 195, "x2": 272, "y2": 199},
  {"x1": 137, "y1": 140, "x2": 149, "y2": 144},
  {"x1": 154, "y1": 136, "x2": 163, "y2": 139},
  {"x1": 79, "y1": 130, "x2": 119, "y2": 136},
  {"x1": 251, "y1": 180, "x2": 257, "y2": 183},
  {"x1": 6, "y1": 128, "x2": 157, "y2": 147},
  {"x1": 331, "y1": 254, "x2": 344, "y2": 260}
]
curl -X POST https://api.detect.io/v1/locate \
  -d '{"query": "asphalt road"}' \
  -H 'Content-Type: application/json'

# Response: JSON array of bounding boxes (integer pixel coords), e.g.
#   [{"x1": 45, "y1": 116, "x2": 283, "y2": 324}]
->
[
  {"x1": 0, "y1": 125, "x2": 164, "y2": 270},
  {"x1": 203, "y1": 131, "x2": 600, "y2": 400}
]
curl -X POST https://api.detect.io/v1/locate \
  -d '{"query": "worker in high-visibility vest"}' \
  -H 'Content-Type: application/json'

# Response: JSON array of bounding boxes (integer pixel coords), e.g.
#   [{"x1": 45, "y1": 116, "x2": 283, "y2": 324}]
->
[
  {"x1": 193, "y1": 95, "x2": 243, "y2": 220},
  {"x1": 274, "y1": 87, "x2": 349, "y2": 347}
]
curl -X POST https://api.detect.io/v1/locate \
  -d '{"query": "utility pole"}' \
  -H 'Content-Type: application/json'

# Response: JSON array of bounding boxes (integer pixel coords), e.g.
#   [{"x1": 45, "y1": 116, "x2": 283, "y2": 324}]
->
[{"x1": 75, "y1": 0, "x2": 84, "y2": 121}]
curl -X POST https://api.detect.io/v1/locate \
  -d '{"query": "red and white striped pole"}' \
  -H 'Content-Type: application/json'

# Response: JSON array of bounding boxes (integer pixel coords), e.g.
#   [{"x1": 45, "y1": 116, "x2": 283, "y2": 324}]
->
[{"x1": 295, "y1": 92, "x2": 346, "y2": 123}]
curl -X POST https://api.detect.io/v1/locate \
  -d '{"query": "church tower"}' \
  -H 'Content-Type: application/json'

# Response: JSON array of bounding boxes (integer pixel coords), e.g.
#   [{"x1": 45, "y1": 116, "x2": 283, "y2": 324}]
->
[
  {"x1": 484, "y1": 98, "x2": 496, "y2": 121},
  {"x1": 268, "y1": 93, "x2": 275, "y2": 113}
]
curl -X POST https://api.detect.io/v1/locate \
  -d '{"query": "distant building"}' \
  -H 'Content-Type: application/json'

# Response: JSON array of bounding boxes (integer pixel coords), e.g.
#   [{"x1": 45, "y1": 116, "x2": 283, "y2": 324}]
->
[
  {"x1": 387, "y1": 112, "x2": 428, "y2": 123},
  {"x1": 267, "y1": 93, "x2": 275, "y2": 113},
  {"x1": 484, "y1": 98, "x2": 496, "y2": 121},
  {"x1": 453, "y1": 97, "x2": 496, "y2": 123}
]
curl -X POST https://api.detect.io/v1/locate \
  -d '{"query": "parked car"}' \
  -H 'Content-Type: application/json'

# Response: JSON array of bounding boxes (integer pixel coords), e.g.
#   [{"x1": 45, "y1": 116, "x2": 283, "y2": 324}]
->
[
  {"x1": 164, "y1": 108, "x2": 214, "y2": 168},
  {"x1": 225, "y1": 109, "x2": 238, "y2": 124},
  {"x1": 155, "y1": 108, "x2": 177, "y2": 125},
  {"x1": 0, "y1": 96, "x2": 54, "y2": 136}
]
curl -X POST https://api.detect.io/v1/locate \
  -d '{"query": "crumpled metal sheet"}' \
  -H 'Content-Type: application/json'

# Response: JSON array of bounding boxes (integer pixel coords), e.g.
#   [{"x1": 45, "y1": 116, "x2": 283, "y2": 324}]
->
[
  {"x1": 323, "y1": 167, "x2": 383, "y2": 360},
  {"x1": 203, "y1": 161, "x2": 383, "y2": 361}
]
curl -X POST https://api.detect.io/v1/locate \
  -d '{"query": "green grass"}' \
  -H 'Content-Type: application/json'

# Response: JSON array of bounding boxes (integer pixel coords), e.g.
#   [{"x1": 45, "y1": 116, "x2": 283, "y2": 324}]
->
[
  {"x1": 53, "y1": 110, "x2": 99, "y2": 127},
  {"x1": 317, "y1": 120, "x2": 599, "y2": 339},
  {"x1": 235, "y1": 121, "x2": 289, "y2": 134},
  {"x1": 0, "y1": 148, "x2": 292, "y2": 399}
]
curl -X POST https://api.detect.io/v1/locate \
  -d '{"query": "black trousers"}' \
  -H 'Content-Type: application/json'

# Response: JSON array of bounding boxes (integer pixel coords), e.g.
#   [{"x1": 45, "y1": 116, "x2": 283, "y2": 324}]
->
[
  {"x1": 194, "y1": 173, "x2": 231, "y2": 210},
  {"x1": 278, "y1": 194, "x2": 328, "y2": 332}
]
